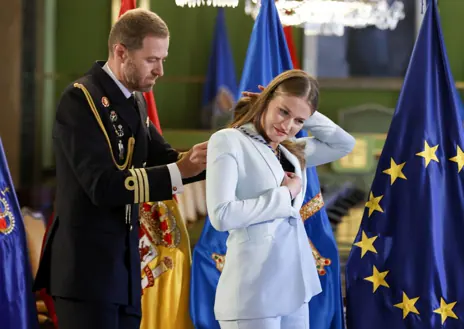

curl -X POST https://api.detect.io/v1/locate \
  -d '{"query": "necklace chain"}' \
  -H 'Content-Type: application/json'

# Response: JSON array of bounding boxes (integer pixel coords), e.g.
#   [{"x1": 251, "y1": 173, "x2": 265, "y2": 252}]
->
[{"x1": 236, "y1": 126, "x2": 281, "y2": 161}]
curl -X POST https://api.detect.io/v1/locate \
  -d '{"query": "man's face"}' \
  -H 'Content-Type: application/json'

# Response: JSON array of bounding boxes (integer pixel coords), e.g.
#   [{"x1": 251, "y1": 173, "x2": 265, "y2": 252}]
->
[{"x1": 122, "y1": 36, "x2": 169, "y2": 92}]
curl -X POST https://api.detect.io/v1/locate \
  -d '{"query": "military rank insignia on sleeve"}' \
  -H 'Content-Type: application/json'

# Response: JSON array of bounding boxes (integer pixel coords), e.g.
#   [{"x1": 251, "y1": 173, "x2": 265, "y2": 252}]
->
[{"x1": 124, "y1": 168, "x2": 150, "y2": 203}]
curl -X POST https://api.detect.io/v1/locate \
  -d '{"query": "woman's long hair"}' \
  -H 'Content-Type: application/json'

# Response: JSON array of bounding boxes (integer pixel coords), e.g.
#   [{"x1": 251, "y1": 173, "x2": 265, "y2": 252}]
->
[{"x1": 230, "y1": 69, "x2": 319, "y2": 169}]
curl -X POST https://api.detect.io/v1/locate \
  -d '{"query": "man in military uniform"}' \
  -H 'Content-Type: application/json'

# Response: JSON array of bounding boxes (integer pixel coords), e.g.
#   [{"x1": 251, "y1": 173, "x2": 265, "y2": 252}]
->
[{"x1": 34, "y1": 8, "x2": 206, "y2": 329}]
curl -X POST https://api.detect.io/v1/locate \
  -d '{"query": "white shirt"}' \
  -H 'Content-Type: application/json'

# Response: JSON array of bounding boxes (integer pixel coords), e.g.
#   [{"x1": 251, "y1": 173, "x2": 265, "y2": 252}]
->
[{"x1": 102, "y1": 63, "x2": 184, "y2": 195}]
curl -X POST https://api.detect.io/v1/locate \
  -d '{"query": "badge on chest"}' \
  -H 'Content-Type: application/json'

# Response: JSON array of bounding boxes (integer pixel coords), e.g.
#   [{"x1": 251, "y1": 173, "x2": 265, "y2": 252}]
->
[{"x1": 104, "y1": 101, "x2": 130, "y2": 163}]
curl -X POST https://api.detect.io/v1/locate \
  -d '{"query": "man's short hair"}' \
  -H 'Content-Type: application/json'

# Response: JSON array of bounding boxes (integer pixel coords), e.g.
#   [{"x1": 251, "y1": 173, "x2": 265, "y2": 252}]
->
[{"x1": 108, "y1": 8, "x2": 169, "y2": 55}]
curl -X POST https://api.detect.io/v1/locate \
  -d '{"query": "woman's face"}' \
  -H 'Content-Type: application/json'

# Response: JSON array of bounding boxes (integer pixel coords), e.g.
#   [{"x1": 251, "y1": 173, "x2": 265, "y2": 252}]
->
[{"x1": 262, "y1": 94, "x2": 312, "y2": 146}]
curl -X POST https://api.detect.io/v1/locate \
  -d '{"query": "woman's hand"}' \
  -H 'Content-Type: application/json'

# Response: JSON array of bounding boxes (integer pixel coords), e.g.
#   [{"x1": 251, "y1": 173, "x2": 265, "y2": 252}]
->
[
  {"x1": 241, "y1": 85, "x2": 265, "y2": 98},
  {"x1": 281, "y1": 172, "x2": 302, "y2": 200}
]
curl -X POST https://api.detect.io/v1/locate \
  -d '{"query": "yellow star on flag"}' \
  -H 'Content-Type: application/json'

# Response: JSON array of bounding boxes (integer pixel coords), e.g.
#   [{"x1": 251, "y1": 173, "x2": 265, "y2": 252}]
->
[
  {"x1": 383, "y1": 158, "x2": 407, "y2": 185},
  {"x1": 394, "y1": 292, "x2": 420, "y2": 319},
  {"x1": 354, "y1": 231, "x2": 378, "y2": 258},
  {"x1": 433, "y1": 298, "x2": 458, "y2": 324},
  {"x1": 365, "y1": 192, "x2": 384, "y2": 218},
  {"x1": 416, "y1": 141, "x2": 439, "y2": 167},
  {"x1": 364, "y1": 266, "x2": 389, "y2": 292},
  {"x1": 449, "y1": 146, "x2": 464, "y2": 173}
]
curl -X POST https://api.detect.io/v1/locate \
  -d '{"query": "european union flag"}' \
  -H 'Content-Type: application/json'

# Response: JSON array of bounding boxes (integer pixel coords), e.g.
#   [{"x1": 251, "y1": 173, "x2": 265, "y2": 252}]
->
[
  {"x1": 200, "y1": 8, "x2": 237, "y2": 130},
  {"x1": 0, "y1": 139, "x2": 39, "y2": 329},
  {"x1": 345, "y1": 1, "x2": 464, "y2": 328}
]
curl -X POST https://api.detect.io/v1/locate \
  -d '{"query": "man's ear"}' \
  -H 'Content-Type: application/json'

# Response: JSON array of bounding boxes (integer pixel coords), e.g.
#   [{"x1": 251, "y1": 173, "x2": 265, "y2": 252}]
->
[{"x1": 113, "y1": 44, "x2": 127, "y2": 62}]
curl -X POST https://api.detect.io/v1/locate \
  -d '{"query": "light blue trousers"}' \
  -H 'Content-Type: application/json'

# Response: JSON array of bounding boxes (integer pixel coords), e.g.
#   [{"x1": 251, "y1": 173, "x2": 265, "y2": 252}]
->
[{"x1": 218, "y1": 303, "x2": 309, "y2": 329}]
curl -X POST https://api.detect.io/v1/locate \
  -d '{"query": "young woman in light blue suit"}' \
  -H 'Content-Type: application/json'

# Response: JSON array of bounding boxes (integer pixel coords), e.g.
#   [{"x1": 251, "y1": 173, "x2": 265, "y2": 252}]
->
[{"x1": 206, "y1": 70, "x2": 355, "y2": 329}]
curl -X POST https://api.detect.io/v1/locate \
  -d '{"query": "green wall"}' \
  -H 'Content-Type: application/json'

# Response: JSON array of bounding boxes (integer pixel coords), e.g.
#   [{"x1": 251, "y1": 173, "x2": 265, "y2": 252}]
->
[
  {"x1": 55, "y1": 1, "x2": 111, "y2": 102},
  {"x1": 441, "y1": 0, "x2": 464, "y2": 82},
  {"x1": 51, "y1": 0, "x2": 463, "y2": 143}
]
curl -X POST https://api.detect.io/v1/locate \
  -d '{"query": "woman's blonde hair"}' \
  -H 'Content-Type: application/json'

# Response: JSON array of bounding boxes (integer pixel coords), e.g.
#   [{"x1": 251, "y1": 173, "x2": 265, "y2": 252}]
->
[{"x1": 230, "y1": 69, "x2": 319, "y2": 168}]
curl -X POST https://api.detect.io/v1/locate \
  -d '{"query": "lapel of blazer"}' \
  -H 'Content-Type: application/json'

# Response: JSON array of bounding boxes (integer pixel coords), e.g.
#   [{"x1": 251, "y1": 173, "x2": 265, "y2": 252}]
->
[
  {"x1": 280, "y1": 146, "x2": 305, "y2": 210},
  {"x1": 238, "y1": 124, "x2": 283, "y2": 186}
]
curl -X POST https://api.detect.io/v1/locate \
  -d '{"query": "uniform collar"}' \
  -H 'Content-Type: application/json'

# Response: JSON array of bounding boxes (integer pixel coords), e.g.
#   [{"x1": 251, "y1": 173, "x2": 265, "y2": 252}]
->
[
  {"x1": 87, "y1": 61, "x2": 133, "y2": 106},
  {"x1": 102, "y1": 62, "x2": 133, "y2": 99}
]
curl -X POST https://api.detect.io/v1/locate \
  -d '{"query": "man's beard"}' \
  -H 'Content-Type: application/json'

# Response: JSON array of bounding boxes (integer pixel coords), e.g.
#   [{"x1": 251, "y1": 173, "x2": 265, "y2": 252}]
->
[{"x1": 124, "y1": 60, "x2": 153, "y2": 93}]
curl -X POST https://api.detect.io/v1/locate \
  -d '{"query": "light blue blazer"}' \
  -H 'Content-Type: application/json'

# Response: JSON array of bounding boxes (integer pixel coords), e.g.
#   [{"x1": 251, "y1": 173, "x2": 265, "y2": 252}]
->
[{"x1": 206, "y1": 112, "x2": 356, "y2": 321}]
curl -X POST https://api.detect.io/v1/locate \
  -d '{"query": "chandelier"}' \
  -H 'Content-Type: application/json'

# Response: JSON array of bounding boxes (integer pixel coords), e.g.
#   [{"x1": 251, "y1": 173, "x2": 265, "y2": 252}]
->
[
  {"x1": 175, "y1": 0, "x2": 239, "y2": 7},
  {"x1": 244, "y1": 0, "x2": 406, "y2": 36}
]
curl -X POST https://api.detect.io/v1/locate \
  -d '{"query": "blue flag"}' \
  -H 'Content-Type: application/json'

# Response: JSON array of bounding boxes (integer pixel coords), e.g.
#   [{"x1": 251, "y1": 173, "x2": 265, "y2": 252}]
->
[
  {"x1": 200, "y1": 8, "x2": 237, "y2": 130},
  {"x1": 236, "y1": 0, "x2": 292, "y2": 96},
  {"x1": 345, "y1": 1, "x2": 464, "y2": 328},
  {"x1": 190, "y1": 0, "x2": 345, "y2": 328},
  {"x1": 190, "y1": 217, "x2": 228, "y2": 329},
  {"x1": 190, "y1": 8, "x2": 237, "y2": 329},
  {"x1": 0, "y1": 139, "x2": 39, "y2": 329}
]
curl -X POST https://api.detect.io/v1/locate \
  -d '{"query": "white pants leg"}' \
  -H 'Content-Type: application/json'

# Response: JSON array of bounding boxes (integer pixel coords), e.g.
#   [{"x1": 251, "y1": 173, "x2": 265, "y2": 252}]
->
[
  {"x1": 218, "y1": 303, "x2": 309, "y2": 329},
  {"x1": 281, "y1": 303, "x2": 309, "y2": 329}
]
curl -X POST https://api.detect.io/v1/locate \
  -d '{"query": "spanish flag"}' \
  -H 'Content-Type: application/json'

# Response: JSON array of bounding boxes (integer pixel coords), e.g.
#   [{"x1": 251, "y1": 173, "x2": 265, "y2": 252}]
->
[
  {"x1": 118, "y1": 1, "x2": 194, "y2": 328},
  {"x1": 138, "y1": 201, "x2": 194, "y2": 329}
]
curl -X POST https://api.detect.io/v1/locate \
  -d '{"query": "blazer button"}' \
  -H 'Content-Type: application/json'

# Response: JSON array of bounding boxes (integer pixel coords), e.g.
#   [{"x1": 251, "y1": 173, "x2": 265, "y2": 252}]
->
[
  {"x1": 130, "y1": 225, "x2": 133, "y2": 231},
  {"x1": 173, "y1": 186, "x2": 177, "y2": 192}
]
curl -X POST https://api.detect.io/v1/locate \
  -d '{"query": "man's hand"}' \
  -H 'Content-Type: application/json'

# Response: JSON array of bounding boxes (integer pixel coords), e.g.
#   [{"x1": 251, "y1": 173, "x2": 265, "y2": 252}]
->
[{"x1": 176, "y1": 141, "x2": 208, "y2": 179}]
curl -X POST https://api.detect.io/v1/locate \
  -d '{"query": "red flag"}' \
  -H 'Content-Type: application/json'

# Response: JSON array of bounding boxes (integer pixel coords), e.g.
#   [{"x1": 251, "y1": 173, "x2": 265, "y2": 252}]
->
[
  {"x1": 143, "y1": 91, "x2": 162, "y2": 134},
  {"x1": 283, "y1": 26, "x2": 301, "y2": 69},
  {"x1": 119, "y1": 0, "x2": 136, "y2": 16}
]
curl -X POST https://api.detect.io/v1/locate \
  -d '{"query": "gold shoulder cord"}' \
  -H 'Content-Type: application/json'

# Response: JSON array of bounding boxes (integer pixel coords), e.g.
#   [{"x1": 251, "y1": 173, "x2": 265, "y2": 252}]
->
[{"x1": 73, "y1": 83, "x2": 135, "y2": 171}]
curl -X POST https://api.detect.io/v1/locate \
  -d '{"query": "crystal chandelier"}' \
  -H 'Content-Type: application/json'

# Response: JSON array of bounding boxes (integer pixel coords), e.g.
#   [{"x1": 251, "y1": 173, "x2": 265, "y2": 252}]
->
[
  {"x1": 244, "y1": 0, "x2": 406, "y2": 36},
  {"x1": 175, "y1": 0, "x2": 239, "y2": 7}
]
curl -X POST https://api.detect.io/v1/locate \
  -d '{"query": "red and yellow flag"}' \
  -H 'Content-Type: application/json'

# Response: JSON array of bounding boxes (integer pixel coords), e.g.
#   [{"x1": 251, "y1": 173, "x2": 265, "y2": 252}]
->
[{"x1": 118, "y1": 1, "x2": 194, "y2": 328}]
